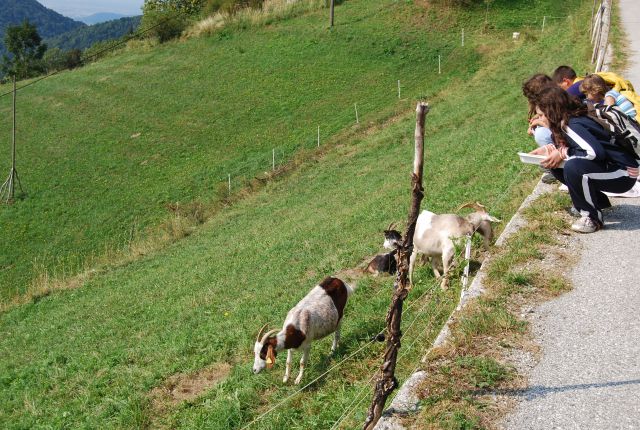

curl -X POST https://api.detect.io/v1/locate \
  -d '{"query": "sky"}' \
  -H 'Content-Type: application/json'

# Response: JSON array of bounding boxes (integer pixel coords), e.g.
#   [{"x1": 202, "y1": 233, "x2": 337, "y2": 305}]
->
[{"x1": 37, "y1": 0, "x2": 145, "y2": 18}]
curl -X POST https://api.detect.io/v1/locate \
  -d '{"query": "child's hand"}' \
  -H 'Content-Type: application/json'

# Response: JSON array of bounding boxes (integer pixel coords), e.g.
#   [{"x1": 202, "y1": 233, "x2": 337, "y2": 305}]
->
[
  {"x1": 541, "y1": 147, "x2": 565, "y2": 169},
  {"x1": 529, "y1": 144, "x2": 553, "y2": 156},
  {"x1": 529, "y1": 117, "x2": 548, "y2": 128}
]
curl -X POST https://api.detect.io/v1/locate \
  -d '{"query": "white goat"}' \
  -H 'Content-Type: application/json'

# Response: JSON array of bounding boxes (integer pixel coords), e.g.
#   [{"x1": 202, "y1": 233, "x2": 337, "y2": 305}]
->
[
  {"x1": 252, "y1": 277, "x2": 355, "y2": 384},
  {"x1": 409, "y1": 202, "x2": 500, "y2": 289}
]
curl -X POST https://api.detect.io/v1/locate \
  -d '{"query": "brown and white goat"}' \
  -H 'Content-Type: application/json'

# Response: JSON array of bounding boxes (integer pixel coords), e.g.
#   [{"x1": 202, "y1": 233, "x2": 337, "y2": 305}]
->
[
  {"x1": 409, "y1": 202, "x2": 500, "y2": 289},
  {"x1": 366, "y1": 224, "x2": 402, "y2": 276},
  {"x1": 252, "y1": 277, "x2": 355, "y2": 384}
]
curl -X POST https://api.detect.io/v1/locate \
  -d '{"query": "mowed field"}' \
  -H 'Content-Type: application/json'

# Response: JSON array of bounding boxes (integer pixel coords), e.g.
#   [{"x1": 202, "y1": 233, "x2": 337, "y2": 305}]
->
[
  {"x1": 0, "y1": 0, "x2": 479, "y2": 301},
  {"x1": 0, "y1": 0, "x2": 592, "y2": 428}
]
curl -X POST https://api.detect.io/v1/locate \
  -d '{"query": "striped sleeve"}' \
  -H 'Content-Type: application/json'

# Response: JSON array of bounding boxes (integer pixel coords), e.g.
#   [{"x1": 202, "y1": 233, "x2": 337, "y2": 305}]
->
[
  {"x1": 606, "y1": 90, "x2": 637, "y2": 119},
  {"x1": 564, "y1": 124, "x2": 606, "y2": 161}
]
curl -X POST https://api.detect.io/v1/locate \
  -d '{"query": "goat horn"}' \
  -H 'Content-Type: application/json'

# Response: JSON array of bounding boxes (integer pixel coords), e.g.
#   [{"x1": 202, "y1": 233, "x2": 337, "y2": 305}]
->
[
  {"x1": 457, "y1": 201, "x2": 487, "y2": 213},
  {"x1": 256, "y1": 323, "x2": 268, "y2": 342},
  {"x1": 387, "y1": 222, "x2": 396, "y2": 231},
  {"x1": 260, "y1": 329, "x2": 279, "y2": 345}
]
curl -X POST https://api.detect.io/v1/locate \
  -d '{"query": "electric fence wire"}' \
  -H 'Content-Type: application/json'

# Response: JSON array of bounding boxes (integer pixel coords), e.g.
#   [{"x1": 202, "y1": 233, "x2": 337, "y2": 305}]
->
[
  {"x1": 240, "y1": 281, "x2": 438, "y2": 430},
  {"x1": 331, "y1": 278, "x2": 457, "y2": 430},
  {"x1": 334, "y1": 165, "x2": 531, "y2": 429}
]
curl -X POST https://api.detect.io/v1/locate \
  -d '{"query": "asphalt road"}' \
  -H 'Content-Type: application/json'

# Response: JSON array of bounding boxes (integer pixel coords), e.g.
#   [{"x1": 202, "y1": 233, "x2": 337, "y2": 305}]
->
[{"x1": 502, "y1": 3, "x2": 640, "y2": 428}]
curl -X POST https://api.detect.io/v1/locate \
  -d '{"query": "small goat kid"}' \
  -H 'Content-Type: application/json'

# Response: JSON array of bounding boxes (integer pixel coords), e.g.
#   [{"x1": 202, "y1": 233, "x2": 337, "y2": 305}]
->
[
  {"x1": 252, "y1": 277, "x2": 355, "y2": 384},
  {"x1": 409, "y1": 202, "x2": 500, "y2": 290},
  {"x1": 366, "y1": 224, "x2": 402, "y2": 276}
]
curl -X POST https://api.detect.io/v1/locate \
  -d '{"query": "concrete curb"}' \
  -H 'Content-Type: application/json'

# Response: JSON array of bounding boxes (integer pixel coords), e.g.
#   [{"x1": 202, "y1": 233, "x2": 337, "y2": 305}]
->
[{"x1": 373, "y1": 179, "x2": 556, "y2": 429}]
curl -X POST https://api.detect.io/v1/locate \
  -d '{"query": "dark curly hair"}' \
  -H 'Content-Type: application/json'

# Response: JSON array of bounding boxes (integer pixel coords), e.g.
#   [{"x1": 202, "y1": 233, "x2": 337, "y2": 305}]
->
[
  {"x1": 535, "y1": 86, "x2": 588, "y2": 147},
  {"x1": 522, "y1": 73, "x2": 554, "y2": 119}
]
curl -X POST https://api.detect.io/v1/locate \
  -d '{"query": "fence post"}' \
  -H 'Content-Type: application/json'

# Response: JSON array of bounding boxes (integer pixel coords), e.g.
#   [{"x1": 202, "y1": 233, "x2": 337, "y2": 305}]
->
[
  {"x1": 330, "y1": 0, "x2": 335, "y2": 27},
  {"x1": 0, "y1": 76, "x2": 24, "y2": 204},
  {"x1": 363, "y1": 102, "x2": 430, "y2": 430},
  {"x1": 355, "y1": 103, "x2": 359, "y2": 124},
  {"x1": 542, "y1": 15, "x2": 546, "y2": 32}
]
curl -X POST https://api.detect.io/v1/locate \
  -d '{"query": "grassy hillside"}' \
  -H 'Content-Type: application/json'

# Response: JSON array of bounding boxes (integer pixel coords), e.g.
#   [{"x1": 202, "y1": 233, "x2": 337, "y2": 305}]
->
[
  {"x1": 0, "y1": 0, "x2": 484, "y2": 302},
  {"x1": 0, "y1": 0, "x2": 594, "y2": 427}
]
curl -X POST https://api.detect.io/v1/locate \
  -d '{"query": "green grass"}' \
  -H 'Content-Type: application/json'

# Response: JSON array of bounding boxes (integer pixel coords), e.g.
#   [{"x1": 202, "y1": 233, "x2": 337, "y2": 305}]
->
[
  {"x1": 0, "y1": 0, "x2": 594, "y2": 428},
  {"x1": 0, "y1": 0, "x2": 480, "y2": 301}
]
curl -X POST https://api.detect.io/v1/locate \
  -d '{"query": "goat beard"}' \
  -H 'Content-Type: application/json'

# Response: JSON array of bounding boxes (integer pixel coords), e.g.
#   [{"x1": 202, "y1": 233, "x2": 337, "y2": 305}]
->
[{"x1": 266, "y1": 345, "x2": 276, "y2": 369}]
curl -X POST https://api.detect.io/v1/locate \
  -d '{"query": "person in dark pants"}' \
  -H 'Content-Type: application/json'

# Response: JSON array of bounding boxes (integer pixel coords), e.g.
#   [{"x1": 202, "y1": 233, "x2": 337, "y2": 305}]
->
[{"x1": 529, "y1": 86, "x2": 639, "y2": 233}]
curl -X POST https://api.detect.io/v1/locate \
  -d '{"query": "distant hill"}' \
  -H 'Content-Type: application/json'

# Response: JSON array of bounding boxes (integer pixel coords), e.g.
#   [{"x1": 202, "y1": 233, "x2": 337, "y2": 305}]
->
[
  {"x1": 77, "y1": 13, "x2": 129, "y2": 26},
  {"x1": 0, "y1": 0, "x2": 85, "y2": 56},
  {"x1": 45, "y1": 16, "x2": 142, "y2": 52}
]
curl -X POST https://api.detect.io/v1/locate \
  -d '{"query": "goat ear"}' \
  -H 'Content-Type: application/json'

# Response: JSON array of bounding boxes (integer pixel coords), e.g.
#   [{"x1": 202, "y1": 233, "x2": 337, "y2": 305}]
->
[
  {"x1": 458, "y1": 201, "x2": 487, "y2": 213},
  {"x1": 266, "y1": 345, "x2": 276, "y2": 368}
]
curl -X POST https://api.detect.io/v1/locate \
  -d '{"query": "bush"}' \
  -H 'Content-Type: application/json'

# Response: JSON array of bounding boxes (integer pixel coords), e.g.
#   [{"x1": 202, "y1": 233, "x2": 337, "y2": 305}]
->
[{"x1": 141, "y1": 9, "x2": 189, "y2": 43}]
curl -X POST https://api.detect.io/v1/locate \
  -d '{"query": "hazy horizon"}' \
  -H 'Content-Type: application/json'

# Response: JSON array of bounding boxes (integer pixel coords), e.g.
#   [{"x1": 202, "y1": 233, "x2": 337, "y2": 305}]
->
[{"x1": 37, "y1": 0, "x2": 144, "y2": 19}]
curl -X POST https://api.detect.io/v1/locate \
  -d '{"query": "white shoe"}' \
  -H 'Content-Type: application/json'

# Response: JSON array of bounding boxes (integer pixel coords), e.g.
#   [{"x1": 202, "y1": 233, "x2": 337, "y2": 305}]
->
[{"x1": 571, "y1": 216, "x2": 601, "y2": 233}]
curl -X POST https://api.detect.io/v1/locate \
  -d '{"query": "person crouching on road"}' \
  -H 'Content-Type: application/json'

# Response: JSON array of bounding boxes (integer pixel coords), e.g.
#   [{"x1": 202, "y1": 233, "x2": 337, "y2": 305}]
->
[{"x1": 529, "y1": 86, "x2": 639, "y2": 233}]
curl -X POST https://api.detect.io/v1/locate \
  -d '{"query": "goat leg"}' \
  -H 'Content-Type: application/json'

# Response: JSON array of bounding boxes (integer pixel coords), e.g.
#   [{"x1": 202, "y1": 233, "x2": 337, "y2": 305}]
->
[
  {"x1": 440, "y1": 245, "x2": 455, "y2": 290},
  {"x1": 408, "y1": 252, "x2": 418, "y2": 286},
  {"x1": 294, "y1": 347, "x2": 310, "y2": 385},
  {"x1": 283, "y1": 349, "x2": 292, "y2": 383},
  {"x1": 332, "y1": 323, "x2": 341, "y2": 353}
]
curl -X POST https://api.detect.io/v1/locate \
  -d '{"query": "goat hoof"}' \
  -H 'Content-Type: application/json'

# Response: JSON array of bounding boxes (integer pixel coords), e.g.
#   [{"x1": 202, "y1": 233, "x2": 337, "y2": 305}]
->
[
  {"x1": 294, "y1": 377, "x2": 303, "y2": 385},
  {"x1": 283, "y1": 376, "x2": 289, "y2": 383}
]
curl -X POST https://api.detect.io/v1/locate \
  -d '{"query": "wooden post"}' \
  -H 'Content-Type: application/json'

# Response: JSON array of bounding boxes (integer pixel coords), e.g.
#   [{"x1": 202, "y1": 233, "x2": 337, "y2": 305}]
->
[
  {"x1": 542, "y1": 16, "x2": 546, "y2": 32},
  {"x1": 355, "y1": 103, "x2": 359, "y2": 124},
  {"x1": 363, "y1": 102, "x2": 429, "y2": 430},
  {"x1": 1, "y1": 77, "x2": 24, "y2": 204},
  {"x1": 330, "y1": 0, "x2": 335, "y2": 27},
  {"x1": 590, "y1": 0, "x2": 597, "y2": 38},
  {"x1": 461, "y1": 28, "x2": 464, "y2": 46},
  {"x1": 438, "y1": 55, "x2": 441, "y2": 74}
]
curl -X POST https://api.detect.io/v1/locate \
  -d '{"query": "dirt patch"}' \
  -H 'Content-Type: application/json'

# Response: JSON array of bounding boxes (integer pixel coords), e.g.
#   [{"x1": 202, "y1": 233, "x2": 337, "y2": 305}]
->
[{"x1": 150, "y1": 362, "x2": 232, "y2": 413}]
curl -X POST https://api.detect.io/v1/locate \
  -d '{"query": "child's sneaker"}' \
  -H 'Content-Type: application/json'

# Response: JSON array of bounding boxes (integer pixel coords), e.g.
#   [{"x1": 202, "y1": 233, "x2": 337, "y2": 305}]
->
[{"x1": 571, "y1": 216, "x2": 601, "y2": 233}]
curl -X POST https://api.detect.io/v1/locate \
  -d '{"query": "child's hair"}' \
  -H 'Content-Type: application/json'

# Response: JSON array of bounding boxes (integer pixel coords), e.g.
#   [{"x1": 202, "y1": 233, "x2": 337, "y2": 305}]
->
[
  {"x1": 536, "y1": 86, "x2": 588, "y2": 147},
  {"x1": 579, "y1": 74, "x2": 609, "y2": 100},
  {"x1": 552, "y1": 65, "x2": 577, "y2": 84},
  {"x1": 522, "y1": 73, "x2": 555, "y2": 118}
]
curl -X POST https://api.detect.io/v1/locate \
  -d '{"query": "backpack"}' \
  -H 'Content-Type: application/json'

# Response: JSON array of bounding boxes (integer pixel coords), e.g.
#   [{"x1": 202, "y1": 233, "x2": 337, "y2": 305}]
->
[{"x1": 587, "y1": 103, "x2": 640, "y2": 159}]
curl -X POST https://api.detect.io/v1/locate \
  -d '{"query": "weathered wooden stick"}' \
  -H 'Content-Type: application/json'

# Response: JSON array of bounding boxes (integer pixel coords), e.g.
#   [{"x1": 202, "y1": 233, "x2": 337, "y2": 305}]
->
[
  {"x1": 363, "y1": 101, "x2": 429, "y2": 430},
  {"x1": 330, "y1": 0, "x2": 335, "y2": 27}
]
